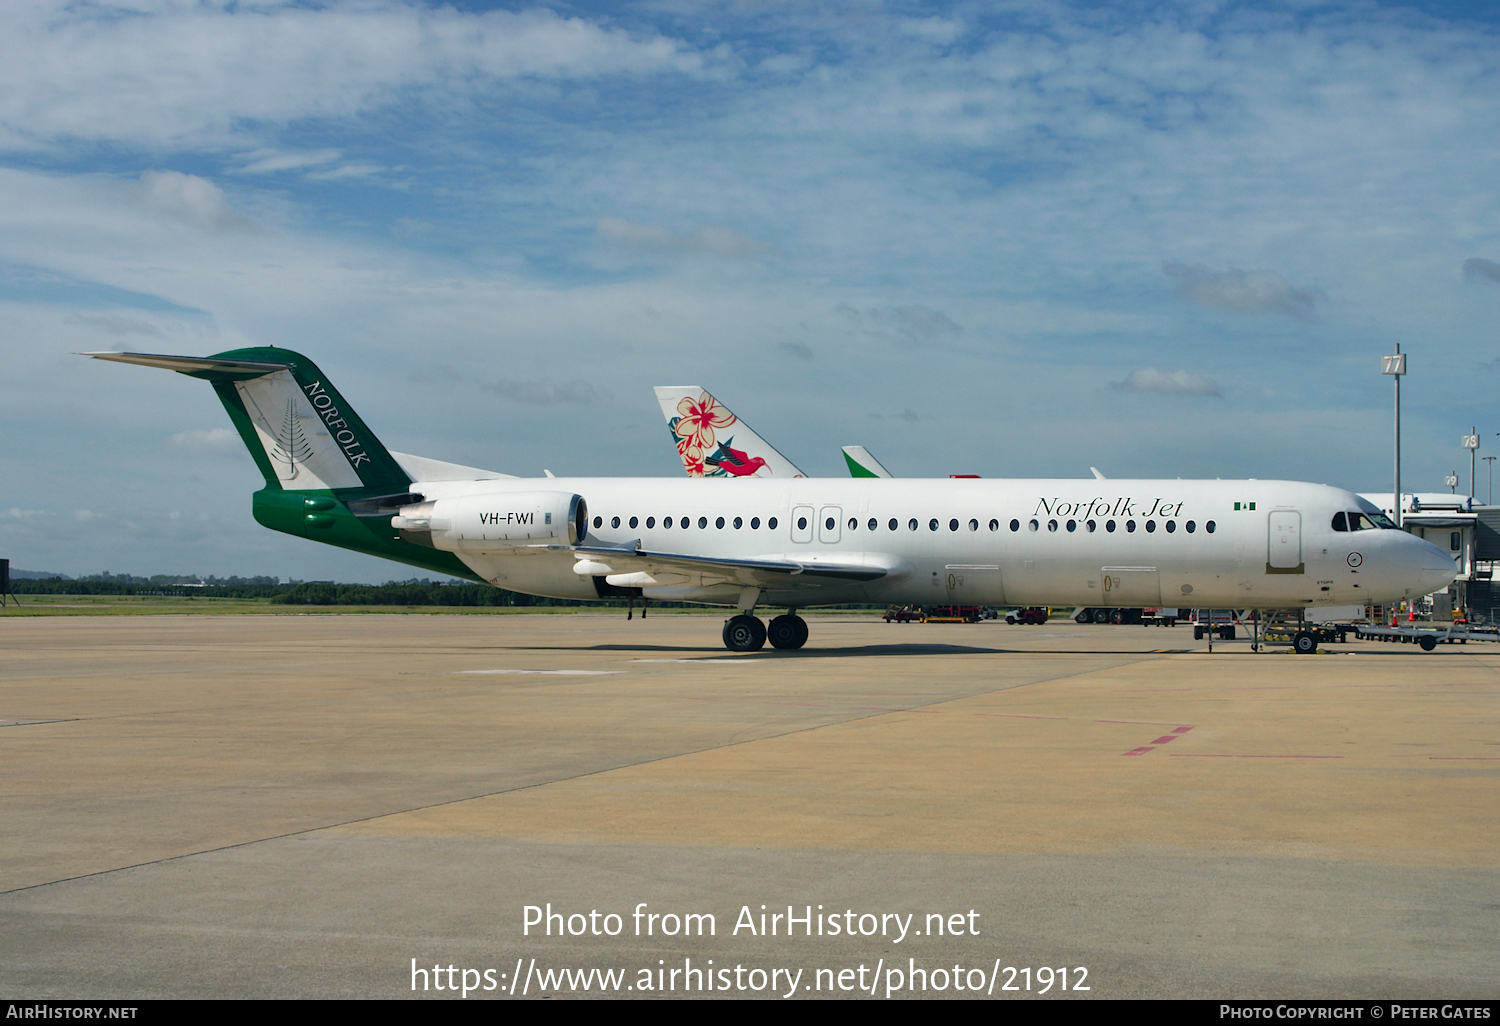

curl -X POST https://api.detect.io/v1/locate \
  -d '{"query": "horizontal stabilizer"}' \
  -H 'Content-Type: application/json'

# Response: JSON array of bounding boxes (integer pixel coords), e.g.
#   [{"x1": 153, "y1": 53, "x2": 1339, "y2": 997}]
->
[{"x1": 84, "y1": 351, "x2": 289, "y2": 381}]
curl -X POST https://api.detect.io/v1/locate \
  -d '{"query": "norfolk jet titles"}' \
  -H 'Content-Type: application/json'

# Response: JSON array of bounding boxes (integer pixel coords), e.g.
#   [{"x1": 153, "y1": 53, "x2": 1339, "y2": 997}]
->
[
  {"x1": 301, "y1": 379, "x2": 371, "y2": 468},
  {"x1": 1034, "y1": 496, "x2": 1186, "y2": 519}
]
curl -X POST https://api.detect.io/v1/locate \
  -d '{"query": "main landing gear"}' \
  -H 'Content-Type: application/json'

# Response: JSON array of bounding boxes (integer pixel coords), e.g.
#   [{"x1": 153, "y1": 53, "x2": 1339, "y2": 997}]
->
[{"x1": 722, "y1": 612, "x2": 808, "y2": 651}]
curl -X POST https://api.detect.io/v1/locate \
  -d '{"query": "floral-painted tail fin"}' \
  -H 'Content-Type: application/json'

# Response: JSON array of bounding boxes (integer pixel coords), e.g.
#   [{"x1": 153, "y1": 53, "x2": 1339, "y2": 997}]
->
[{"x1": 653, "y1": 386, "x2": 805, "y2": 479}]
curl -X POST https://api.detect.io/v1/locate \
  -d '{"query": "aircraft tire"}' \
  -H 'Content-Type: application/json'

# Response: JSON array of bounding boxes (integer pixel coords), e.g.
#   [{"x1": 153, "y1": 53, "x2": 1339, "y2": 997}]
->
[
  {"x1": 1419, "y1": 635, "x2": 1437, "y2": 651},
  {"x1": 1293, "y1": 632, "x2": 1317, "y2": 655},
  {"x1": 768, "y1": 614, "x2": 807, "y2": 650},
  {"x1": 723, "y1": 615, "x2": 767, "y2": 652}
]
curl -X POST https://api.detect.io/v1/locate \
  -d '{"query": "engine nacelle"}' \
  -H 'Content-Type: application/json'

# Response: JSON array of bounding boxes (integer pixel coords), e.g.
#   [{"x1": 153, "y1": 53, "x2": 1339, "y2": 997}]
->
[{"x1": 392, "y1": 491, "x2": 587, "y2": 552}]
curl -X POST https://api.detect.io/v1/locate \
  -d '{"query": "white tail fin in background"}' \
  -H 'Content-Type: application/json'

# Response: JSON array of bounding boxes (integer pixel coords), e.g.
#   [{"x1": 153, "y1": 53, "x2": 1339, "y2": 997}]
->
[{"x1": 653, "y1": 386, "x2": 805, "y2": 478}]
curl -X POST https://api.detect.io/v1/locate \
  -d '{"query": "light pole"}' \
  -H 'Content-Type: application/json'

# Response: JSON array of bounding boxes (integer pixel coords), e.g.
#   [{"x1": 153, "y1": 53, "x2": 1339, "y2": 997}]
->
[
  {"x1": 1486, "y1": 455, "x2": 1496, "y2": 506},
  {"x1": 1463, "y1": 428, "x2": 1480, "y2": 500},
  {"x1": 1382, "y1": 346, "x2": 1406, "y2": 526}
]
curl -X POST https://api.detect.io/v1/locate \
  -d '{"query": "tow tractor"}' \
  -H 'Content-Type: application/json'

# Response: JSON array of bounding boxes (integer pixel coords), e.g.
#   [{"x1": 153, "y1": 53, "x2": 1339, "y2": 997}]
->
[{"x1": 1005, "y1": 607, "x2": 1049, "y2": 625}]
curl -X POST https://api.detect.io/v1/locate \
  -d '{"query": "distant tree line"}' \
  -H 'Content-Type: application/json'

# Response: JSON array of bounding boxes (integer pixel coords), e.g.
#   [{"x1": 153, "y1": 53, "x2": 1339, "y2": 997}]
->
[{"x1": 12, "y1": 576, "x2": 640, "y2": 607}]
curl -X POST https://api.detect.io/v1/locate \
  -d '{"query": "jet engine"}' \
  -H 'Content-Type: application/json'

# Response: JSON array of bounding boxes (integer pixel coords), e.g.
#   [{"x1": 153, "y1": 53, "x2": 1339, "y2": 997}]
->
[{"x1": 392, "y1": 492, "x2": 587, "y2": 552}]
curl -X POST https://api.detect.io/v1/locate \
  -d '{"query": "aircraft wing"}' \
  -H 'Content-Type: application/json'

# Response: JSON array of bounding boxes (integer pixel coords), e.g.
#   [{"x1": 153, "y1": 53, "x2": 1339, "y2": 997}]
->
[{"x1": 567, "y1": 541, "x2": 889, "y2": 585}]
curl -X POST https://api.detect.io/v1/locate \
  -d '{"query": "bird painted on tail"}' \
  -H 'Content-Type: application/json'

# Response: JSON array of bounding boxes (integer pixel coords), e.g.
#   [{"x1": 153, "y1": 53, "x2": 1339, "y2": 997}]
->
[{"x1": 705, "y1": 438, "x2": 769, "y2": 476}]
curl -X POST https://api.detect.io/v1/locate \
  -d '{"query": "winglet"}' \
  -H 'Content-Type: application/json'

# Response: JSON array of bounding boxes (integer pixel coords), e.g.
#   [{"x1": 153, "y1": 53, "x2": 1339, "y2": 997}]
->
[
  {"x1": 1090, "y1": 467, "x2": 1107, "y2": 480},
  {"x1": 842, "y1": 445, "x2": 893, "y2": 478}
]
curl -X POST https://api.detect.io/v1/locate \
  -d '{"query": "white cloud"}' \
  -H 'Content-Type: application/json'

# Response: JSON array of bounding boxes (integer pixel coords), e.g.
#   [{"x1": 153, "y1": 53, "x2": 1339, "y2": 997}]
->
[
  {"x1": 167, "y1": 428, "x2": 243, "y2": 456},
  {"x1": 597, "y1": 217, "x2": 767, "y2": 258},
  {"x1": 1111, "y1": 368, "x2": 1223, "y2": 397},
  {"x1": 232, "y1": 149, "x2": 342, "y2": 175},
  {"x1": 1164, "y1": 264, "x2": 1320, "y2": 320},
  {"x1": 0, "y1": 2, "x2": 709, "y2": 151},
  {"x1": 137, "y1": 171, "x2": 258, "y2": 234}
]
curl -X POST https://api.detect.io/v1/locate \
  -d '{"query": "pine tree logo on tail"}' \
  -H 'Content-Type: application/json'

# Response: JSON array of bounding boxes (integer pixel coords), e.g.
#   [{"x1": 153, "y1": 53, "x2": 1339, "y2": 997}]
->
[{"x1": 269, "y1": 398, "x2": 315, "y2": 479}]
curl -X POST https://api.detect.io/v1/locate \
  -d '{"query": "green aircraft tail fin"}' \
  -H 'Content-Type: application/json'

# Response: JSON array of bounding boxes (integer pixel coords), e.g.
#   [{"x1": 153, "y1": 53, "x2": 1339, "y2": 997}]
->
[{"x1": 87, "y1": 348, "x2": 412, "y2": 495}]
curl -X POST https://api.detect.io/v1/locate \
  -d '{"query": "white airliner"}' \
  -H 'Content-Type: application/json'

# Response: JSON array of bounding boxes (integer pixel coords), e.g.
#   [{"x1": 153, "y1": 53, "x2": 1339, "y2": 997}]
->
[{"x1": 89, "y1": 348, "x2": 1456, "y2": 652}]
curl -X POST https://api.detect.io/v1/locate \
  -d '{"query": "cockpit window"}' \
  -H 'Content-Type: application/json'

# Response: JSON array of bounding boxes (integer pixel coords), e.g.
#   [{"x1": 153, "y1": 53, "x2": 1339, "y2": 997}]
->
[
  {"x1": 1345, "y1": 510, "x2": 1398, "y2": 531},
  {"x1": 1331, "y1": 512, "x2": 1347, "y2": 532}
]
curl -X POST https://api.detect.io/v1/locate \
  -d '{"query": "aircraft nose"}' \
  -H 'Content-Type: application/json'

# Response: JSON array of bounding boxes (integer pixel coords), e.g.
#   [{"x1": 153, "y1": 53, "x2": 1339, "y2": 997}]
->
[{"x1": 1414, "y1": 536, "x2": 1458, "y2": 594}]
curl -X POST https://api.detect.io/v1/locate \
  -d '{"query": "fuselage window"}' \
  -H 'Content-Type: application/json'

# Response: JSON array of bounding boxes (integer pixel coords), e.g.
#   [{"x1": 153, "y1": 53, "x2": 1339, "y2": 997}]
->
[
  {"x1": 1047, "y1": 519, "x2": 1058, "y2": 532},
  {"x1": 682, "y1": 516, "x2": 691, "y2": 529},
  {"x1": 827, "y1": 517, "x2": 837, "y2": 531},
  {"x1": 1010, "y1": 519, "x2": 1020, "y2": 532},
  {"x1": 798, "y1": 516, "x2": 808, "y2": 530},
  {"x1": 1106, "y1": 520, "x2": 1116, "y2": 533},
  {"x1": 1206, "y1": 520, "x2": 1216, "y2": 533},
  {"x1": 1028, "y1": 519, "x2": 1039, "y2": 532},
  {"x1": 1126, "y1": 520, "x2": 1136, "y2": 533},
  {"x1": 646, "y1": 517, "x2": 656, "y2": 529},
  {"x1": 869, "y1": 518, "x2": 878, "y2": 531},
  {"x1": 611, "y1": 516, "x2": 621, "y2": 529},
  {"x1": 1185, "y1": 520, "x2": 1195, "y2": 533},
  {"x1": 969, "y1": 518, "x2": 979, "y2": 531},
  {"x1": 751, "y1": 517, "x2": 761, "y2": 529},
  {"x1": 698, "y1": 516, "x2": 708, "y2": 529},
  {"x1": 593, "y1": 516, "x2": 603, "y2": 529},
  {"x1": 1165, "y1": 519, "x2": 1176, "y2": 533},
  {"x1": 989, "y1": 519, "x2": 999, "y2": 531},
  {"x1": 1145, "y1": 520, "x2": 1155, "y2": 533},
  {"x1": 664, "y1": 516, "x2": 673, "y2": 528},
  {"x1": 734, "y1": 516, "x2": 743, "y2": 529},
  {"x1": 629, "y1": 516, "x2": 639, "y2": 529},
  {"x1": 768, "y1": 517, "x2": 778, "y2": 529},
  {"x1": 909, "y1": 519, "x2": 919, "y2": 531},
  {"x1": 716, "y1": 516, "x2": 725, "y2": 529},
  {"x1": 1331, "y1": 512, "x2": 1348, "y2": 532},
  {"x1": 1066, "y1": 519, "x2": 1076, "y2": 532},
  {"x1": 1086, "y1": 519, "x2": 1096, "y2": 532},
  {"x1": 889, "y1": 518, "x2": 899, "y2": 531},
  {"x1": 929, "y1": 518, "x2": 940, "y2": 531},
  {"x1": 949, "y1": 518, "x2": 960, "y2": 531}
]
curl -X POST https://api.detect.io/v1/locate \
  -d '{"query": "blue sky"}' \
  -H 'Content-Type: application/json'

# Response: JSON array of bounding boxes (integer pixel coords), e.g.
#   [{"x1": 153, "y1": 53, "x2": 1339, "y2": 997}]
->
[{"x1": 3, "y1": 0, "x2": 1499, "y2": 581}]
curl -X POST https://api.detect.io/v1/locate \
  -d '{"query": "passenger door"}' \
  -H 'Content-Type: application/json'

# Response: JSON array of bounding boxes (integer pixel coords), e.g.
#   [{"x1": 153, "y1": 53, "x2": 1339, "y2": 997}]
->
[{"x1": 1267, "y1": 511, "x2": 1303, "y2": 573}]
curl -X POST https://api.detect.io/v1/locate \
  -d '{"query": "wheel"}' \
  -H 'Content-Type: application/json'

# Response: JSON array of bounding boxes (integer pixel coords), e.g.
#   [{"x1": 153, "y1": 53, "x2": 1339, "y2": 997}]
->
[
  {"x1": 1293, "y1": 632, "x2": 1316, "y2": 654},
  {"x1": 1094, "y1": 609, "x2": 1111, "y2": 623},
  {"x1": 768, "y1": 614, "x2": 807, "y2": 650},
  {"x1": 1110, "y1": 610, "x2": 1124, "y2": 625},
  {"x1": 1419, "y1": 635, "x2": 1437, "y2": 651},
  {"x1": 1076, "y1": 611, "x2": 1091, "y2": 624},
  {"x1": 722, "y1": 614, "x2": 766, "y2": 652}
]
